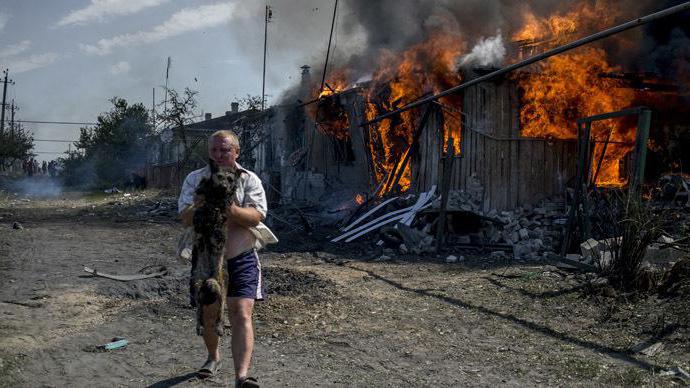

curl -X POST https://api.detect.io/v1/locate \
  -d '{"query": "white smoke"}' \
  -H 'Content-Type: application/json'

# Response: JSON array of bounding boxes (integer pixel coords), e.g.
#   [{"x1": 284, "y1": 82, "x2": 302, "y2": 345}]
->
[
  {"x1": 8, "y1": 178, "x2": 63, "y2": 198},
  {"x1": 458, "y1": 31, "x2": 506, "y2": 68}
]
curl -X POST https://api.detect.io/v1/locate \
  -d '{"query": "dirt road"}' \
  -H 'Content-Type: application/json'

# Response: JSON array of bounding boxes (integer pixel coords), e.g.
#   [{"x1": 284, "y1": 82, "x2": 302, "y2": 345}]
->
[{"x1": 0, "y1": 191, "x2": 688, "y2": 387}]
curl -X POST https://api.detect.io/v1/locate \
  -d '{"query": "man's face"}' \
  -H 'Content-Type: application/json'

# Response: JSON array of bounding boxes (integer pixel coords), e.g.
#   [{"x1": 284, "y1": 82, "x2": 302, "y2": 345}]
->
[{"x1": 208, "y1": 136, "x2": 239, "y2": 168}]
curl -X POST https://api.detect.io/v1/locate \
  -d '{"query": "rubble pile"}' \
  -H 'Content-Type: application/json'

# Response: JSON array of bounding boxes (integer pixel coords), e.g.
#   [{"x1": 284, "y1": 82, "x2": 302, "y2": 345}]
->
[
  {"x1": 430, "y1": 174, "x2": 483, "y2": 213},
  {"x1": 322, "y1": 177, "x2": 572, "y2": 262},
  {"x1": 487, "y1": 198, "x2": 568, "y2": 260},
  {"x1": 426, "y1": 187, "x2": 568, "y2": 260},
  {"x1": 99, "y1": 192, "x2": 179, "y2": 221}
]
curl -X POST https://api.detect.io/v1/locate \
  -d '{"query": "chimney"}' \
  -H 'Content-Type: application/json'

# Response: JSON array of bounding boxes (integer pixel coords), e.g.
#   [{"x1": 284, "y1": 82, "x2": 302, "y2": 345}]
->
[
  {"x1": 204, "y1": 113, "x2": 212, "y2": 121},
  {"x1": 301, "y1": 65, "x2": 311, "y2": 76},
  {"x1": 299, "y1": 65, "x2": 312, "y2": 100},
  {"x1": 231, "y1": 102, "x2": 239, "y2": 113}
]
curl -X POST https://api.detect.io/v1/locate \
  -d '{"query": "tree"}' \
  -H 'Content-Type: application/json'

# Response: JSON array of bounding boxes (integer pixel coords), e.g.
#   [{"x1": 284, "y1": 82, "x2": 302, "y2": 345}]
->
[
  {"x1": 61, "y1": 97, "x2": 154, "y2": 187},
  {"x1": 156, "y1": 87, "x2": 202, "y2": 181},
  {"x1": 59, "y1": 150, "x2": 94, "y2": 187},
  {"x1": 0, "y1": 123, "x2": 33, "y2": 169},
  {"x1": 234, "y1": 94, "x2": 263, "y2": 111},
  {"x1": 157, "y1": 87, "x2": 199, "y2": 149}
]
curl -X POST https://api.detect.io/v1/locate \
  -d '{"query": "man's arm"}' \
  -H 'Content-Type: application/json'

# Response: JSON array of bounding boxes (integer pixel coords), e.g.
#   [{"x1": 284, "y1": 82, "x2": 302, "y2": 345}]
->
[
  {"x1": 226, "y1": 204, "x2": 263, "y2": 228},
  {"x1": 229, "y1": 172, "x2": 267, "y2": 228},
  {"x1": 180, "y1": 204, "x2": 195, "y2": 227}
]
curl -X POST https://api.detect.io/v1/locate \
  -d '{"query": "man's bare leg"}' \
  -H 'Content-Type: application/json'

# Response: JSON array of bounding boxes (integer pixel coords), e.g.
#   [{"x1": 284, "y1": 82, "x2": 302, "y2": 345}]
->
[
  {"x1": 202, "y1": 301, "x2": 221, "y2": 362},
  {"x1": 228, "y1": 297, "x2": 255, "y2": 379}
]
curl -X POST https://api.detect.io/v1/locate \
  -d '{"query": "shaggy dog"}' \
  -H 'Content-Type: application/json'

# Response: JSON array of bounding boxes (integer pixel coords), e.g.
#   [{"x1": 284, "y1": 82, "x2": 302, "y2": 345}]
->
[{"x1": 190, "y1": 160, "x2": 239, "y2": 336}]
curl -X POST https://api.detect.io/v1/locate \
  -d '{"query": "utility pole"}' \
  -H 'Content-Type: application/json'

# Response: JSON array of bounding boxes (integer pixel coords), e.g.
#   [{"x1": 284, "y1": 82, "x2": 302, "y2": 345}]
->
[
  {"x1": 320, "y1": 0, "x2": 339, "y2": 93},
  {"x1": 164, "y1": 57, "x2": 171, "y2": 113},
  {"x1": 152, "y1": 87, "x2": 156, "y2": 129},
  {"x1": 10, "y1": 99, "x2": 17, "y2": 137},
  {"x1": 1, "y1": 69, "x2": 14, "y2": 136},
  {"x1": 261, "y1": 4, "x2": 272, "y2": 111}
]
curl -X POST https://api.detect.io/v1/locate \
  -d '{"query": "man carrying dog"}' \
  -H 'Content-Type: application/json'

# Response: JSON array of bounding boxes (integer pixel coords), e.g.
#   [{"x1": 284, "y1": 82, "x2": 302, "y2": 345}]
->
[{"x1": 178, "y1": 130, "x2": 276, "y2": 387}]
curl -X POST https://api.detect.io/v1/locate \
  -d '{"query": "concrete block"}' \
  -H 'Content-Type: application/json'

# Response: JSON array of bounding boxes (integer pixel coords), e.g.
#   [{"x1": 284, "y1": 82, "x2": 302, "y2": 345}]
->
[
  {"x1": 581, "y1": 237, "x2": 621, "y2": 261},
  {"x1": 566, "y1": 253, "x2": 584, "y2": 262},
  {"x1": 643, "y1": 245, "x2": 686, "y2": 264}
]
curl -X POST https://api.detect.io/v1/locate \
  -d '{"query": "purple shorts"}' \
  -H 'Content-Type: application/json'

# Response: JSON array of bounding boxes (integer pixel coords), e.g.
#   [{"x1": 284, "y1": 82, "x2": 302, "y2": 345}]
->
[{"x1": 227, "y1": 250, "x2": 264, "y2": 300}]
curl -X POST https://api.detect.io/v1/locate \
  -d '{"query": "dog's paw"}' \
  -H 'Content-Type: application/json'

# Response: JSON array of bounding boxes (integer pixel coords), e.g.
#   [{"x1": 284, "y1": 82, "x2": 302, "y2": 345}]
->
[{"x1": 214, "y1": 322, "x2": 224, "y2": 337}]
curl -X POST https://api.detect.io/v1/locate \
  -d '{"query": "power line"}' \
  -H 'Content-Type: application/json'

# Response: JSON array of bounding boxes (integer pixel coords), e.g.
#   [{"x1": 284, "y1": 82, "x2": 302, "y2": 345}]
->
[
  {"x1": 17, "y1": 120, "x2": 96, "y2": 125},
  {"x1": 33, "y1": 139, "x2": 78, "y2": 143},
  {"x1": 320, "y1": 0, "x2": 339, "y2": 93}
]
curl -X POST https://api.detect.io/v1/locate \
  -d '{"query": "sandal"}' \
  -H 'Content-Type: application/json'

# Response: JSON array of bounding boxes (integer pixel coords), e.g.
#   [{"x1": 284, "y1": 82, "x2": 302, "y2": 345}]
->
[
  {"x1": 197, "y1": 359, "x2": 221, "y2": 378},
  {"x1": 236, "y1": 376, "x2": 260, "y2": 387}
]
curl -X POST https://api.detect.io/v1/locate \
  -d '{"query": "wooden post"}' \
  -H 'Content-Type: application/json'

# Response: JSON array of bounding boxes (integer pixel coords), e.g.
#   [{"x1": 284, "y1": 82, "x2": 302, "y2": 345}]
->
[
  {"x1": 630, "y1": 108, "x2": 651, "y2": 196},
  {"x1": 436, "y1": 137, "x2": 456, "y2": 251}
]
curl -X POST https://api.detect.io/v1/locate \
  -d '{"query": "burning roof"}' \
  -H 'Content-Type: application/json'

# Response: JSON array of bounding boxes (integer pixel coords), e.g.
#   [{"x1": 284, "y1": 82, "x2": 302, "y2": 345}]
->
[{"x1": 297, "y1": 0, "x2": 690, "y2": 193}]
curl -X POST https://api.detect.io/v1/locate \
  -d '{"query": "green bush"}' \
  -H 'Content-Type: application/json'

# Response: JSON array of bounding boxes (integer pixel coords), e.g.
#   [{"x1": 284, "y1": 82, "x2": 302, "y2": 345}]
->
[{"x1": 60, "y1": 98, "x2": 154, "y2": 188}]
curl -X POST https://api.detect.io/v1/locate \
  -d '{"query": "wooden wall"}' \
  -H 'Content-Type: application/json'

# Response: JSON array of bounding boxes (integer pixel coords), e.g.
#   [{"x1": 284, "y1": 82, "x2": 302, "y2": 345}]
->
[
  {"x1": 411, "y1": 75, "x2": 579, "y2": 210},
  {"x1": 455, "y1": 128, "x2": 577, "y2": 210},
  {"x1": 409, "y1": 109, "x2": 578, "y2": 210},
  {"x1": 412, "y1": 107, "x2": 443, "y2": 192}
]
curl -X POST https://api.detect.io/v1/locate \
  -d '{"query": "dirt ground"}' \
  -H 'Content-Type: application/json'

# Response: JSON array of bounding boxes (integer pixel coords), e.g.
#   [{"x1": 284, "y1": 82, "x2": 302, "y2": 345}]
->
[{"x1": 0, "y1": 188, "x2": 688, "y2": 387}]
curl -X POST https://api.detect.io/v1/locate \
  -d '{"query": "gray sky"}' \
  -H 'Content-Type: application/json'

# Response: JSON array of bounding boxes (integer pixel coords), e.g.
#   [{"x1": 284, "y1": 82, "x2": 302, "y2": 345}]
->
[{"x1": 0, "y1": 0, "x2": 345, "y2": 160}]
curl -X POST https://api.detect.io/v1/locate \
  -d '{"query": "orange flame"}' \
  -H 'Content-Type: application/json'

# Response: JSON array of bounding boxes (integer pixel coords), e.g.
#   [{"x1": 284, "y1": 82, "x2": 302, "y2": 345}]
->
[
  {"x1": 355, "y1": 193, "x2": 365, "y2": 205},
  {"x1": 513, "y1": 1, "x2": 619, "y2": 43},
  {"x1": 517, "y1": 49, "x2": 636, "y2": 186},
  {"x1": 514, "y1": 1, "x2": 635, "y2": 187},
  {"x1": 365, "y1": 32, "x2": 463, "y2": 193},
  {"x1": 318, "y1": 76, "x2": 347, "y2": 98},
  {"x1": 307, "y1": 71, "x2": 351, "y2": 140}
]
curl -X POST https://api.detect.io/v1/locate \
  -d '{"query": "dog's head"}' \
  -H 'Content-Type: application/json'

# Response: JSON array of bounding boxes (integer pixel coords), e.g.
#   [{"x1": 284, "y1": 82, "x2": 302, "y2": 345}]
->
[{"x1": 195, "y1": 159, "x2": 240, "y2": 203}]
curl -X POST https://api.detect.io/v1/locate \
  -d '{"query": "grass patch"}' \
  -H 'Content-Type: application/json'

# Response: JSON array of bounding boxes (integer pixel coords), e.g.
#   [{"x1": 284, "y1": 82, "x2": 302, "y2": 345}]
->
[{"x1": 0, "y1": 353, "x2": 26, "y2": 388}]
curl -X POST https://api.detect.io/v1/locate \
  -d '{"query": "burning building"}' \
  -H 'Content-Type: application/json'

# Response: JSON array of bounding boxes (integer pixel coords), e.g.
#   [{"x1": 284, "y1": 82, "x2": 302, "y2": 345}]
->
[{"x1": 274, "y1": 0, "x2": 690, "y2": 211}]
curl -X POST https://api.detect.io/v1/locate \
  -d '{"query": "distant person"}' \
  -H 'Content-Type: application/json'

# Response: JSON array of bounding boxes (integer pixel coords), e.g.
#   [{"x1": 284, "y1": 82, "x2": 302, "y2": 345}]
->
[
  {"x1": 42, "y1": 161, "x2": 48, "y2": 175},
  {"x1": 178, "y1": 130, "x2": 277, "y2": 387},
  {"x1": 48, "y1": 161, "x2": 57, "y2": 177}
]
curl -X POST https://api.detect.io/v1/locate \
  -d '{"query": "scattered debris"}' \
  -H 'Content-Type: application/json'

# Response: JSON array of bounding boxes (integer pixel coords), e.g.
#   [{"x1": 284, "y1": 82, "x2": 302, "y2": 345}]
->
[
  {"x1": 98, "y1": 337, "x2": 129, "y2": 351},
  {"x1": 654, "y1": 174, "x2": 690, "y2": 207},
  {"x1": 84, "y1": 337, "x2": 129, "y2": 352},
  {"x1": 631, "y1": 341, "x2": 664, "y2": 356},
  {"x1": 1, "y1": 299, "x2": 43, "y2": 308},
  {"x1": 332, "y1": 187, "x2": 436, "y2": 243},
  {"x1": 12, "y1": 222, "x2": 23, "y2": 230},
  {"x1": 84, "y1": 265, "x2": 168, "y2": 281},
  {"x1": 104, "y1": 186, "x2": 121, "y2": 194},
  {"x1": 659, "y1": 256, "x2": 690, "y2": 296},
  {"x1": 659, "y1": 366, "x2": 690, "y2": 384}
]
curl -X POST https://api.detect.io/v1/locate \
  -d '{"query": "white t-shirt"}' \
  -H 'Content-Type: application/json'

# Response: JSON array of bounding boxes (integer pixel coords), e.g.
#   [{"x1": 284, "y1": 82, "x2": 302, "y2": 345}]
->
[{"x1": 177, "y1": 163, "x2": 278, "y2": 250}]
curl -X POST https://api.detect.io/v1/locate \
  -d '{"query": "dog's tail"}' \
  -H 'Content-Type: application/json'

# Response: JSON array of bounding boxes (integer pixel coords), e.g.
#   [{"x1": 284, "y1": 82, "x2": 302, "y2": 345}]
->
[{"x1": 200, "y1": 278, "x2": 223, "y2": 305}]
